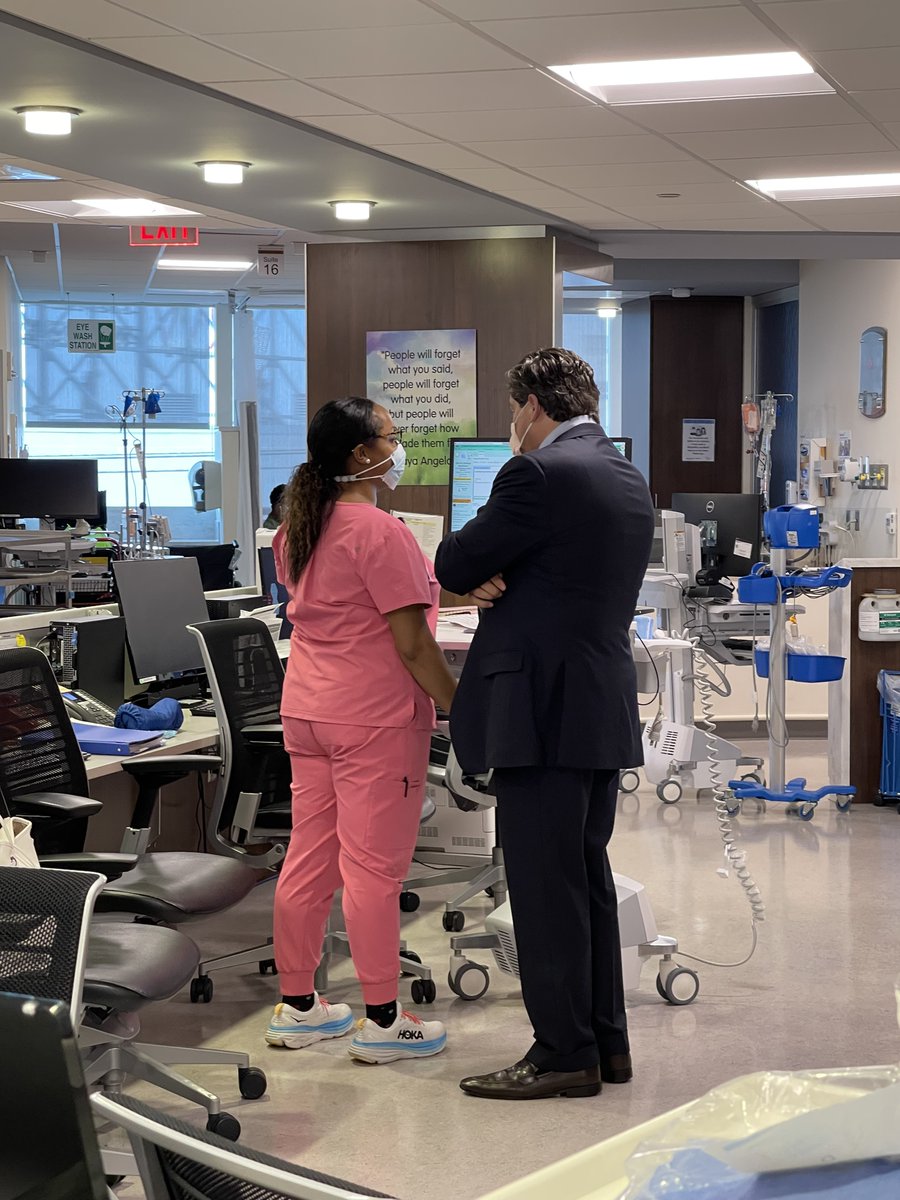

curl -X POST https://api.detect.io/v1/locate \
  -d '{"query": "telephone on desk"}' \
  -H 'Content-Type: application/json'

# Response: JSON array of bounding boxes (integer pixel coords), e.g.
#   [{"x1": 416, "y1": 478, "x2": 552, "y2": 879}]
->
[{"x1": 61, "y1": 689, "x2": 119, "y2": 727}]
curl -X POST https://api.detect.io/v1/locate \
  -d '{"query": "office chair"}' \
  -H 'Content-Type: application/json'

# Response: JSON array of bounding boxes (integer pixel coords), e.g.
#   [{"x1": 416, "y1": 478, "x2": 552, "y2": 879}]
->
[
  {"x1": 0, "y1": 865, "x2": 262, "y2": 1159},
  {"x1": 0, "y1": 646, "x2": 272, "y2": 998},
  {"x1": 189, "y1": 618, "x2": 437, "y2": 1003},
  {"x1": 95, "y1": 1093, "x2": 395, "y2": 1200}
]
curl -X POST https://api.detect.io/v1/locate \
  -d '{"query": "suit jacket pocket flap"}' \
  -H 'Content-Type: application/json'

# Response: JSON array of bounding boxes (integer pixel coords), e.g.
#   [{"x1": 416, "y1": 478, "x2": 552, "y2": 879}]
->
[{"x1": 480, "y1": 649, "x2": 524, "y2": 676}]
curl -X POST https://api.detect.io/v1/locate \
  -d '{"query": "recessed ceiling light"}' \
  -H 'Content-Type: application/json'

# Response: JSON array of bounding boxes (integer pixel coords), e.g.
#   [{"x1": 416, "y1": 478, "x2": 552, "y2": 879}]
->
[
  {"x1": 746, "y1": 173, "x2": 900, "y2": 201},
  {"x1": 330, "y1": 200, "x2": 375, "y2": 221},
  {"x1": 74, "y1": 197, "x2": 200, "y2": 217},
  {"x1": 196, "y1": 160, "x2": 250, "y2": 184},
  {"x1": 549, "y1": 52, "x2": 832, "y2": 105},
  {"x1": 0, "y1": 163, "x2": 60, "y2": 181},
  {"x1": 14, "y1": 106, "x2": 82, "y2": 135},
  {"x1": 155, "y1": 259, "x2": 253, "y2": 272}
]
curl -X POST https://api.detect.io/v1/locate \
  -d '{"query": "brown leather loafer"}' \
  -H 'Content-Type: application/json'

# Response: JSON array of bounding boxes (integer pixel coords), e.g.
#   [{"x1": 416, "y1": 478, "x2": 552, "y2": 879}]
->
[
  {"x1": 600, "y1": 1053, "x2": 633, "y2": 1084},
  {"x1": 460, "y1": 1058, "x2": 601, "y2": 1100}
]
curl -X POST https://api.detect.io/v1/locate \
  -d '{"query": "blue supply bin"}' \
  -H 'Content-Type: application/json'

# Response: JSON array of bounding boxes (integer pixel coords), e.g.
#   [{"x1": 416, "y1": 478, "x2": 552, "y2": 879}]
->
[
  {"x1": 877, "y1": 670, "x2": 900, "y2": 806},
  {"x1": 754, "y1": 650, "x2": 845, "y2": 682}
]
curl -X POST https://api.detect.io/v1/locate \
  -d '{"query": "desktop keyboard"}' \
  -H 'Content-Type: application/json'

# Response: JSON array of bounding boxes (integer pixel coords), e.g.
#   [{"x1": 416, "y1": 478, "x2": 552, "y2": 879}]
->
[{"x1": 192, "y1": 701, "x2": 217, "y2": 718}]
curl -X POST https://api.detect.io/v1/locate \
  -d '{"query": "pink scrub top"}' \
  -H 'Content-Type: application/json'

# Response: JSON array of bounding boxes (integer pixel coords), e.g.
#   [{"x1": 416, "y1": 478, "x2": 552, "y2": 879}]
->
[{"x1": 274, "y1": 503, "x2": 439, "y2": 731}]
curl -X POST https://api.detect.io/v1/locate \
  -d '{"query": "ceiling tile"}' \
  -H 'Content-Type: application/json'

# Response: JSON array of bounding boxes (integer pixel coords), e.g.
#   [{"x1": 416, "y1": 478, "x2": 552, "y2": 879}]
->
[
  {"x1": 883, "y1": 122, "x2": 900, "y2": 141},
  {"x1": 573, "y1": 181, "x2": 760, "y2": 207},
  {"x1": 784, "y1": 195, "x2": 900, "y2": 216},
  {"x1": 446, "y1": 166, "x2": 546, "y2": 191},
  {"x1": 850, "y1": 90, "x2": 900, "y2": 121},
  {"x1": 816, "y1": 48, "x2": 900, "y2": 91},
  {"x1": 397, "y1": 105, "x2": 634, "y2": 142},
  {"x1": 304, "y1": 115, "x2": 438, "y2": 144},
  {"x1": 95, "y1": 36, "x2": 286, "y2": 82},
  {"x1": 624, "y1": 94, "x2": 863, "y2": 134},
  {"x1": 209, "y1": 26, "x2": 521, "y2": 78},
  {"x1": 759, "y1": 0, "x2": 900, "y2": 53},
  {"x1": 649, "y1": 214, "x2": 819, "y2": 230},
  {"x1": 670, "y1": 123, "x2": 893, "y2": 158},
  {"x1": 489, "y1": 186, "x2": 596, "y2": 208},
  {"x1": 623, "y1": 201, "x2": 780, "y2": 220},
  {"x1": 473, "y1": 8, "x2": 786, "y2": 66},
  {"x1": 527, "y1": 160, "x2": 728, "y2": 187},
  {"x1": 383, "y1": 144, "x2": 502, "y2": 169},
  {"x1": 213, "y1": 80, "x2": 367, "y2": 116},
  {"x1": 798, "y1": 212, "x2": 900, "y2": 231},
  {"x1": 465, "y1": 135, "x2": 691, "y2": 166},
  {"x1": 114, "y1": 0, "x2": 445, "y2": 34},
  {"x1": 714, "y1": 150, "x2": 900, "y2": 176},
  {"x1": 438, "y1": 0, "x2": 738, "y2": 14},
  {"x1": 0, "y1": 0, "x2": 175, "y2": 37},
  {"x1": 310, "y1": 69, "x2": 587, "y2": 112}
]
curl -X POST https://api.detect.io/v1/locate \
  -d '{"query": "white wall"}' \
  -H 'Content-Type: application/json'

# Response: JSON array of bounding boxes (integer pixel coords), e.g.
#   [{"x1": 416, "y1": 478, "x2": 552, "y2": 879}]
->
[{"x1": 799, "y1": 259, "x2": 900, "y2": 559}]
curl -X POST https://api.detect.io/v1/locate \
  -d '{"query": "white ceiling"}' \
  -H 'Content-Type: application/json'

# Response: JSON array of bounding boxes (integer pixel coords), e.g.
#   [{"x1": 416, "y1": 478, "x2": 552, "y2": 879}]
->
[{"x1": 4, "y1": 0, "x2": 900, "y2": 235}]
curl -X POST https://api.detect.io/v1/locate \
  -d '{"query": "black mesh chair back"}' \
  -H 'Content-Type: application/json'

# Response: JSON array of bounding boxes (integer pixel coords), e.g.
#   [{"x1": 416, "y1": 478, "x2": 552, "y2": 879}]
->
[
  {"x1": 94, "y1": 1094, "x2": 394, "y2": 1199},
  {"x1": 0, "y1": 866, "x2": 103, "y2": 1010},
  {"x1": 0, "y1": 646, "x2": 90, "y2": 801},
  {"x1": 188, "y1": 619, "x2": 288, "y2": 834}
]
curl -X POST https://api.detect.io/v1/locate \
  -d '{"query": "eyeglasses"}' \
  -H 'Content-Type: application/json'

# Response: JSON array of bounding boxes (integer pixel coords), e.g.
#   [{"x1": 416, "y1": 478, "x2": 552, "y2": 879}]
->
[{"x1": 370, "y1": 428, "x2": 404, "y2": 446}]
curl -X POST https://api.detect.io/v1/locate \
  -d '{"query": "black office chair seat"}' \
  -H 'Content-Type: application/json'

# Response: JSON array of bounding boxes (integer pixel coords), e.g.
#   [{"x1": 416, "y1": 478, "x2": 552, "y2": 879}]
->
[
  {"x1": 83, "y1": 923, "x2": 200, "y2": 1011},
  {"x1": 98, "y1": 852, "x2": 258, "y2": 925}
]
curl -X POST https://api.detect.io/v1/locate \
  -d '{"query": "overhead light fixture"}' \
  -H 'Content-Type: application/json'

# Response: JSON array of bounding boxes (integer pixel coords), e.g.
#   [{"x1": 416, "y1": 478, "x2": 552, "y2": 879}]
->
[
  {"x1": 14, "y1": 106, "x2": 82, "y2": 135},
  {"x1": 196, "y1": 160, "x2": 250, "y2": 184},
  {"x1": 0, "y1": 163, "x2": 60, "y2": 181},
  {"x1": 596, "y1": 305, "x2": 620, "y2": 319},
  {"x1": 74, "y1": 197, "x2": 200, "y2": 217},
  {"x1": 156, "y1": 259, "x2": 253, "y2": 272},
  {"x1": 549, "y1": 52, "x2": 832, "y2": 105},
  {"x1": 746, "y1": 173, "x2": 900, "y2": 201},
  {"x1": 330, "y1": 200, "x2": 375, "y2": 221}
]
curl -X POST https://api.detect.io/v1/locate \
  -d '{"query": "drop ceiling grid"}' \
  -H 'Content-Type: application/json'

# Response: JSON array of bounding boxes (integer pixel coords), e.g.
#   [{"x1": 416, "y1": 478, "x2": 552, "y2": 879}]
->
[{"x1": 3, "y1": 0, "x2": 900, "y2": 231}]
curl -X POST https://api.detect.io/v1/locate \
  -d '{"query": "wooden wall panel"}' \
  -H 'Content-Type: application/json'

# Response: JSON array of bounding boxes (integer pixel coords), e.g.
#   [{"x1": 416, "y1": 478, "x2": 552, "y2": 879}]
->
[
  {"x1": 306, "y1": 237, "x2": 556, "y2": 526},
  {"x1": 649, "y1": 295, "x2": 745, "y2": 508}
]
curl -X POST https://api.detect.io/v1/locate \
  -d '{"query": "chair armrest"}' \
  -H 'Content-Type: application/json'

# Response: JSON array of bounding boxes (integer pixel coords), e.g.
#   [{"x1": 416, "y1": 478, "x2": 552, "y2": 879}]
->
[
  {"x1": 12, "y1": 792, "x2": 102, "y2": 819},
  {"x1": 41, "y1": 852, "x2": 138, "y2": 880},
  {"x1": 240, "y1": 723, "x2": 283, "y2": 744},
  {"x1": 120, "y1": 754, "x2": 222, "y2": 780}
]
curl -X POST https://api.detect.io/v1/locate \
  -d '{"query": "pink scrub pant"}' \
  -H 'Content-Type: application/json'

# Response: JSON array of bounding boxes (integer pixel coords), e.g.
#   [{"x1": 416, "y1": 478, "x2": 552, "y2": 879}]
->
[{"x1": 273, "y1": 717, "x2": 431, "y2": 1004}]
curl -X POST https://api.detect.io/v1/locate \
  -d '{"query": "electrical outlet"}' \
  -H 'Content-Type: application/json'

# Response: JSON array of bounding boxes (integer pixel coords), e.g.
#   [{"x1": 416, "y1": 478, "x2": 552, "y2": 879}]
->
[
  {"x1": 887, "y1": 511, "x2": 897, "y2": 538},
  {"x1": 858, "y1": 463, "x2": 889, "y2": 490}
]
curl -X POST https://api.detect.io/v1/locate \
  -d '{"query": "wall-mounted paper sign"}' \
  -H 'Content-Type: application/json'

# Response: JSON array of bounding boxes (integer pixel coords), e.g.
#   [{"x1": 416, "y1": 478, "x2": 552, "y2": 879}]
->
[{"x1": 682, "y1": 419, "x2": 715, "y2": 463}]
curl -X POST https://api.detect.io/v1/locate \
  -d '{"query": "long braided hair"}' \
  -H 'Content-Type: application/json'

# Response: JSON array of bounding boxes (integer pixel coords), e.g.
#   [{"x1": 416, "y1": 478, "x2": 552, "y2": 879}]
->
[{"x1": 281, "y1": 396, "x2": 380, "y2": 582}]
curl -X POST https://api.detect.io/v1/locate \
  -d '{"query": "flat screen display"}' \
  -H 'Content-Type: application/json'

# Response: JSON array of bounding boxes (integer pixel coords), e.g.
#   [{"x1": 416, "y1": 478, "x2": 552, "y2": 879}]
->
[{"x1": 449, "y1": 439, "x2": 513, "y2": 532}]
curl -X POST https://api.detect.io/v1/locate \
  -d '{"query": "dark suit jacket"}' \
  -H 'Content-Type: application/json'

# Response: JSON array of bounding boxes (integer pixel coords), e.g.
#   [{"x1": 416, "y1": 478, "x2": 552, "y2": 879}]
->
[{"x1": 435, "y1": 423, "x2": 655, "y2": 774}]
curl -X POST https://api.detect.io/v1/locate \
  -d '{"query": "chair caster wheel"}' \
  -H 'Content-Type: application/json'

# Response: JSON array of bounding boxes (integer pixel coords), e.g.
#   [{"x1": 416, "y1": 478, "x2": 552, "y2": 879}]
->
[
  {"x1": 410, "y1": 978, "x2": 436, "y2": 1005},
  {"x1": 399, "y1": 949, "x2": 422, "y2": 976},
  {"x1": 206, "y1": 1112, "x2": 241, "y2": 1141},
  {"x1": 238, "y1": 1066, "x2": 267, "y2": 1100},
  {"x1": 190, "y1": 976, "x2": 213, "y2": 1004},
  {"x1": 448, "y1": 961, "x2": 490, "y2": 1001},
  {"x1": 443, "y1": 910, "x2": 465, "y2": 933},
  {"x1": 656, "y1": 966, "x2": 699, "y2": 1006},
  {"x1": 258, "y1": 959, "x2": 277, "y2": 975},
  {"x1": 399, "y1": 891, "x2": 420, "y2": 913}
]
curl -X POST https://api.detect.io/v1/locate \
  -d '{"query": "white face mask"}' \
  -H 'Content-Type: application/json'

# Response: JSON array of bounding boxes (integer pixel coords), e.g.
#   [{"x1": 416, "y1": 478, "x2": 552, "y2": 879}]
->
[
  {"x1": 509, "y1": 403, "x2": 535, "y2": 456},
  {"x1": 334, "y1": 442, "x2": 406, "y2": 490}
]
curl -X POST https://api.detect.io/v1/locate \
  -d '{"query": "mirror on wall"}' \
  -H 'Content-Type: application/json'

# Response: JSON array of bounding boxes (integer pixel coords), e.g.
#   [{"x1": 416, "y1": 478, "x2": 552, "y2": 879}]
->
[{"x1": 859, "y1": 326, "x2": 887, "y2": 419}]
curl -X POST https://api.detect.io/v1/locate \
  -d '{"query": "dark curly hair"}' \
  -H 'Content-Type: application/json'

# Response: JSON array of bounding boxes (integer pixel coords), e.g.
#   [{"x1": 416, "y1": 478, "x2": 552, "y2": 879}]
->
[{"x1": 507, "y1": 347, "x2": 599, "y2": 421}]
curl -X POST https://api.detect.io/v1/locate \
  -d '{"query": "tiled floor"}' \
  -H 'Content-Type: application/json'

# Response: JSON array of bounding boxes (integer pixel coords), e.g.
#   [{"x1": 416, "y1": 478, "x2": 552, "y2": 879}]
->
[{"x1": 130, "y1": 739, "x2": 900, "y2": 1199}]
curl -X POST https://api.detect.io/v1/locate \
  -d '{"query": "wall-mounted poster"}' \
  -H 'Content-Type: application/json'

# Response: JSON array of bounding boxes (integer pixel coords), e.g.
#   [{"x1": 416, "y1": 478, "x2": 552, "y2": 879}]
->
[{"x1": 366, "y1": 328, "x2": 477, "y2": 485}]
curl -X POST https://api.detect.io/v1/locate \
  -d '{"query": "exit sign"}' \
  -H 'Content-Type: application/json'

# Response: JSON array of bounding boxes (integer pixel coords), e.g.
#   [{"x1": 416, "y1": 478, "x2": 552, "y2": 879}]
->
[{"x1": 129, "y1": 225, "x2": 200, "y2": 246}]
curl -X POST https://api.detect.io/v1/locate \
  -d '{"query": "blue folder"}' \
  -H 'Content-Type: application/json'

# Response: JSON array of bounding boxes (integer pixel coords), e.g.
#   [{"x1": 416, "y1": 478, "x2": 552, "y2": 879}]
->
[{"x1": 71, "y1": 722, "x2": 163, "y2": 757}]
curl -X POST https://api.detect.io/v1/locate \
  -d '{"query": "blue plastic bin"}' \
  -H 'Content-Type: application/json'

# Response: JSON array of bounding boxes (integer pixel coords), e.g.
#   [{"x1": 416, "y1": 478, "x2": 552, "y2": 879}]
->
[
  {"x1": 754, "y1": 650, "x2": 846, "y2": 682},
  {"x1": 738, "y1": 572, "x2": 778, "y2": 605}
]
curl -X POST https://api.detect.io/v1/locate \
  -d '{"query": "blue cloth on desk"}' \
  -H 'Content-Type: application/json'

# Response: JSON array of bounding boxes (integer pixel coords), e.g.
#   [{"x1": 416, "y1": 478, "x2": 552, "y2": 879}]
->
[
  {"x1": 115, "y1": 698, "x2": 183, "y2": 732},
  {"x1": 638, "y1": 1149, "x2": 900, "y2": 1198}
]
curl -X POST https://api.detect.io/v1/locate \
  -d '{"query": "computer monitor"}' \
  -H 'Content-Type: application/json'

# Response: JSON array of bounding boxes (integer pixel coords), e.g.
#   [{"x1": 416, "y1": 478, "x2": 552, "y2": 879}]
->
[
  {"x1": 54, "y1": 489, "x2": 107, "y2": 531},
  {"x1": 0, "y1": 994, "x2": 107, "y2": 1200},
  {"x1": 610, "y1": 437, "x2": 633, "y2": 461},
  {"x1": 0, "y1": 458, "x2": 99, "y2": 520},
  {"x1": 112, "y1": 557, "x2": 210, "y2": 683},
  {"x1": 671, "y1": 492, "x2": 763, "y2": 579},
  {"x1": 258, "y1": 544, "x2": 293, "y2": 638},
  {"x1": 449, "y1": 439, "x2": 513, "y2": 532}
]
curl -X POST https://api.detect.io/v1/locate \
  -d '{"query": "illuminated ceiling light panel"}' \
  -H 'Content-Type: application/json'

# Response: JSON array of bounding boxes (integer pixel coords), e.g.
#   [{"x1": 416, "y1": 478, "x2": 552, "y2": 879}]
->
[
  {"x1": 1, "y1": 198, "x2": 199, "y2": 219},
  {"x1": 746, "y1": 173, "x2": 900, "y2": 201},
  {"x1": 0, "y1": 163, "x2": 60, "y2": 181},
  {"x1": 197, "y1": 160, "x2": 250, "y2": 184},
  {"x1": 330, "y1": 200, "x2": 375, "y2": 220},
  {"x1": 155, "y1": 259, "x2": 253, "y2": 271},
  {"x1": 549, "y1": 52, "x2": 833, "y2": 105}
]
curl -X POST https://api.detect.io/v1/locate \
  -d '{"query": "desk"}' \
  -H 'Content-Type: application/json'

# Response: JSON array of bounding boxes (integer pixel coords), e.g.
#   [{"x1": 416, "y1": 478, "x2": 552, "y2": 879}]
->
[{"x1": 84, "y1": 715, "x2": 220, "y2": 852}]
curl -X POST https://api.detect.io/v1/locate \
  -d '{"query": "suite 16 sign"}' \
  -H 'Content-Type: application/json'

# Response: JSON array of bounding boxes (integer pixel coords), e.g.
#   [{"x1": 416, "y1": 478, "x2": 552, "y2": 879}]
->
[{"x1": 366, "y1": 328, "x2": 477, "y2": 486}]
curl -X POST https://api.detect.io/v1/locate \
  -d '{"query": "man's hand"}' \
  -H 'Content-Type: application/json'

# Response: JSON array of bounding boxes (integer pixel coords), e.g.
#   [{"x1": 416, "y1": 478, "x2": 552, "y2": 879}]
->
[{"x1": 470, "y1": 573, "x2": 506, "y2": 609}]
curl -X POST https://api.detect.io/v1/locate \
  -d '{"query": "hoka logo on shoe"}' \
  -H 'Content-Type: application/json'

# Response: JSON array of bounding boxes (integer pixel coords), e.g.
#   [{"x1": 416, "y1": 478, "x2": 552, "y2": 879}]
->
[{"x1": 398, "y1": 1029, "x2": 425, "y2": 1040}]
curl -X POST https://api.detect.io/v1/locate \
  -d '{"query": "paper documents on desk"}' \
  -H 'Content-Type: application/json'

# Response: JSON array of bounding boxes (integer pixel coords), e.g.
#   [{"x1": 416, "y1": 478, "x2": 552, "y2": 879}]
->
[
  {"x1": 390, "y1": 511, "x2": 444, "y2": 562},
  {"x1": 71, "y1": 722, "x2": 164, "y2": 757},
  {"x1": 438, "y1": 609, "x2": 480, "y2": 631}
]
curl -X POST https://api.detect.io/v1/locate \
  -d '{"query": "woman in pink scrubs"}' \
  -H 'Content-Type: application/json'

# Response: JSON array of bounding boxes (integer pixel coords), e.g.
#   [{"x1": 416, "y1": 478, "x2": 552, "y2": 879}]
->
[{"x1": 265, "y1": 397, "x2": 457, "y2": 1064}]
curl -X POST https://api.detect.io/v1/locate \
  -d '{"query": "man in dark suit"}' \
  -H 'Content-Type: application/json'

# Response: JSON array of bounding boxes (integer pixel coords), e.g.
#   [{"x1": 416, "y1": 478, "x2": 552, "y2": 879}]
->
[{"x1": 435, "y1": 348, "x2": 655, "y2": 1101}]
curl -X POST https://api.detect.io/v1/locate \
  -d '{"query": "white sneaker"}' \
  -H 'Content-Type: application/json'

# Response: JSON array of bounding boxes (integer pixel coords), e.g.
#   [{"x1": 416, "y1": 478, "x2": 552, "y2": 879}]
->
[
  {"x1": 349, "y1": 1010, "x2": 447, "y2": 1064},
  {"x1": 265, "y1": 995, "x2": 353, "y2": 1049}
]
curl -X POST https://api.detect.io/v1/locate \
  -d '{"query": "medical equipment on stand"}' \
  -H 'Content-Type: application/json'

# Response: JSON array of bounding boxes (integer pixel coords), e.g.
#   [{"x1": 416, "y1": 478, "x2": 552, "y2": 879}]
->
[
  {"x1": 105, "y1": 388, "x2": 165, "y2": 557},
  {"x1": 729, "y1": 505, "x2": 855, "y2": 821},
  {"x1": 429, "y1": 743, "x2": 700, "y2": 1006},
  {"x1": 743, "y1": 390, "x2": 793, "y2": 513}
]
